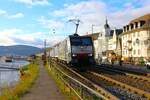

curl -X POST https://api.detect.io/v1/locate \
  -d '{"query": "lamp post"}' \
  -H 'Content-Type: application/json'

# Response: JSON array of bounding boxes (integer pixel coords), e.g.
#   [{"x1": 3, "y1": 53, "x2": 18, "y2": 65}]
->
[
  {"x1": 91, "y1": 24, "x2": 101, "y2": 34},
  {"x1": 43, "y1": 39, "x2": 47, "y2": 65},
  {"x1": 92, "y1": 24, "x2": 94, "y2": 34}
]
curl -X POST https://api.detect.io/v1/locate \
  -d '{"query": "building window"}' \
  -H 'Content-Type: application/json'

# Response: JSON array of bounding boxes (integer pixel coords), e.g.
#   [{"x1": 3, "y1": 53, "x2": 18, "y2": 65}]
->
[
  {"x1": 140, "y1": 20, "x2": 145, "y2": 27},
  {"x1": 138, "y1": 32, "x2": 140, "y2": 36},
  {"x1": 131, "y1": 24, "x2": 134, "y2": 30},
  {"x1": 138, "y1": 49, "x2": 140, "y2": 55},
  {"x1": 133, "y1": 49, "x2": 136, "y2": 55},
  {"x1": 127, "y1": 25, "x2": 129, "y2": 31},
  {"x1": 133, "y1": 42, "x2": 135, "y2": 46},
  {"x1": 123, "y1": 26, "x2": 126, "y2": 32},
  {"x1": 133, "y1": 33, "x2": 135, "y2": 37},
  {"x1": 135, "y1": 22, "x2": 138, "y2": 28},
  {"x1": 123, "y1": 51, "x2": 125, "y2": 55}
]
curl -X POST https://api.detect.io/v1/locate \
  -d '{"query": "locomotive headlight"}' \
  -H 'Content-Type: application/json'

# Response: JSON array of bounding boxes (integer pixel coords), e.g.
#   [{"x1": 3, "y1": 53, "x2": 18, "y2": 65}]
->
[
  {"x1": 72, "y1": 54, "x2": 77, "y2": 57},
  {"x1": 88, "y1": 53, "x2": 93, "y2": 56}
]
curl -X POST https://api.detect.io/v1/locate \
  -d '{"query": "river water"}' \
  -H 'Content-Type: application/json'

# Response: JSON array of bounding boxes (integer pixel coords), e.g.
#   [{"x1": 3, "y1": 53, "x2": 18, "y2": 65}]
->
[{"x1": 0, "y1": 61, "x2": 29, "y2": 92}]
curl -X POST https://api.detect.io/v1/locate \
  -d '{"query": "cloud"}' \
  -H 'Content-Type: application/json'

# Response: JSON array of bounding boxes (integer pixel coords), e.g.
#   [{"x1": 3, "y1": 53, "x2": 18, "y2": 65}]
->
[
  {"x1": 35, "y1": 0, "x2": 150, "y2": 48},
  {"x1": 0, "y1": 29, "x2": 41, "y2": 47},
  {"x1": 0, "y1": 29, "x2": 22, "y2": 46},
  {"x1": 109, "y1": 1, "x2": 150, "y2": 27},
  {"x1": 1, "y1": 0, "x2": 149, "y2": 48},
  {"x1": 0, "y1": 29, "x2": 22, "y2": 36},
  {"x1": 51, "y1": 1, "x2": 107, "y2": 34},
  {"x1": 0, "y1": 28, "x2": 64, "y2": 48},
  {"x1": 15, "y1": 0, "x2": 50, "y2": 6},
  {"x1": 0, "y1": 9, "x2": 24, "y2": 19},
  {"x1": 8, "y1": 13, "x2": 24, "y2": 19},
  {"x1": 50, "y1": 0, "x2": 150, "y2": 35},
  {"x1": 0, "y1": 9, "x2": 7, "y2": 15},
  {"x1": 12, "y1": 37, "x2": 44, "y2": 48},
  {"x1": 38, "y1": 16, "x2": 64, "y2": 30},
  {"x1": 53, "y1": 1, "x2": 106, "y2": 17}
]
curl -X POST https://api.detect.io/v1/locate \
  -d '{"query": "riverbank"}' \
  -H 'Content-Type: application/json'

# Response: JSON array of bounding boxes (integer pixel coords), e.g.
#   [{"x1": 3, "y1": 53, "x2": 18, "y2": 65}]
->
[{"x1": 0, "y1": 60, "x2": 39, "y2": 100}]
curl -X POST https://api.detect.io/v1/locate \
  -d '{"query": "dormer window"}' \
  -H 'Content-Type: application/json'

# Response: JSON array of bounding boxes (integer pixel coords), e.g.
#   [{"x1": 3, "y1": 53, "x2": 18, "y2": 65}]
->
[
  {"x1": 135, "y1": 22, "x2": 138, "y2": 28},
  {"x1": 140, "y1": 20, "x2": 145, "y2": 27},
  {"x1": 130, "y1": 24, "x2": 134, "y2": 30},
  {"x1": 127, "y1": 25, "x2": 129, "y2": 31},
  {"x1": 123, "y1": 26, "x2": 126, "y2": 32}
]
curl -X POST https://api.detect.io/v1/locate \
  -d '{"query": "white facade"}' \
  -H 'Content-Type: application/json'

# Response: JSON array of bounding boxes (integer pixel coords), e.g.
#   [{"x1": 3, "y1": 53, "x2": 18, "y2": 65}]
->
[
  {"x1": 121, "y1": 14, "x2": 150, "y2": 61},
  {"x1": 122, "y1": 30, "x2": 150, "y2": 58},
  {"x1": 108, "y1": 29, "x2": 117, "y2": 51}
]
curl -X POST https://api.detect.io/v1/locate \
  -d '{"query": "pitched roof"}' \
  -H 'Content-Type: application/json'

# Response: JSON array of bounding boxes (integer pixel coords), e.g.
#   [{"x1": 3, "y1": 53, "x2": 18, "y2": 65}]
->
[
  {"x1": 84, "y1": 32, "x2": 100, "y2": 40},
  {"x1": 130, "y1": 13, "x2": 150, "y2": 23},
  {"x1": 110, "y1": 29, "x2": 123, "y2": 36}
]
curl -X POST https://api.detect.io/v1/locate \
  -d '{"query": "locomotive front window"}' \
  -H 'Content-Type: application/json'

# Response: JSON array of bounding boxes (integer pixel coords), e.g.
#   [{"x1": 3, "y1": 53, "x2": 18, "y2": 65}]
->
[
  {"x1": 81, "y1": 38, "x2": 92, "y2": 45},
  {"x1": 70, "y1": 37, "x2": 92, "y2": 46},
  {"x1": 70, "y1": 38, "x2": 82, "y2": 45}
]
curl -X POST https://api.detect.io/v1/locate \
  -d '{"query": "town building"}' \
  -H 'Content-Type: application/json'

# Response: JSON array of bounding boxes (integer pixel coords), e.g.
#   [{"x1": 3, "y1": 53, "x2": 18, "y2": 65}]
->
[
  {"x1": 86, "y1": 19, "x2": 123, "y2": 64},
  {"x1": 121, "y1": 13, "x2": 150, "y2": 63},
  {"x1": 97, "y1": 19, "x2": 123, "y2": 63}
]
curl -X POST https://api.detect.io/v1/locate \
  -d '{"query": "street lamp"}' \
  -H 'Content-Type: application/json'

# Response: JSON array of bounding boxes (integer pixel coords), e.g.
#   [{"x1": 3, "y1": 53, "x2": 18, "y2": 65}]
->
[
  {"x1": 92, "y1": 24, "x2": 94, "y2": 34},
  {"x1": 91, "y1": 24, "x2": 101, "y2": 34}
]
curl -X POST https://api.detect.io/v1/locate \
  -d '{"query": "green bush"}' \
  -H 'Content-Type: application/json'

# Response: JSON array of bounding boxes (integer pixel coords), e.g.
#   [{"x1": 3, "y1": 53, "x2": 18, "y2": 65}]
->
[{"x1": 140, "y1": 57, "x2": 145, "y2": 66}]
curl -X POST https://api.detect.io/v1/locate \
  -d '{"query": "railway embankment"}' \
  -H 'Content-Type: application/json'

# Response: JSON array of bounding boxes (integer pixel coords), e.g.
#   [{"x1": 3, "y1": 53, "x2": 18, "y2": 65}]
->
[{"x1": 0, "y1": 60, "x2": 39, "y2": 100}]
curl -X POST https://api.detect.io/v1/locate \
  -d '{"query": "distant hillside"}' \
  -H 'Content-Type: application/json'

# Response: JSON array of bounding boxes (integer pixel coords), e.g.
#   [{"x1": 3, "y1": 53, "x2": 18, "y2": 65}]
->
[{"x1": 0, "y1": 45, "x2": 43, "y2": 56}]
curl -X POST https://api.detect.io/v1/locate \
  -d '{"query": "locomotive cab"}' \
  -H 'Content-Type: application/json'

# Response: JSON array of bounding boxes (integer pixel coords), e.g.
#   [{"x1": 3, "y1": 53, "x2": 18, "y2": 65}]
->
[{"x1": 69, "y1": 34, "x2": 95, "y2": 67}]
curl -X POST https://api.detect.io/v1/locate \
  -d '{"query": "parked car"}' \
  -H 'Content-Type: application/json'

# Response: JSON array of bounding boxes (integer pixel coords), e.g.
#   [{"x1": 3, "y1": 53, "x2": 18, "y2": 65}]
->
[{"x1": 145, "y1": 61, "x2": 150, "y2": 69}]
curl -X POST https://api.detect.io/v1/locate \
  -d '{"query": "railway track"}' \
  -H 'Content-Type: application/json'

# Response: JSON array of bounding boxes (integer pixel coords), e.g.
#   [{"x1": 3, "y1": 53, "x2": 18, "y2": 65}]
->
[
  {"x1": 79, "y1": 71, "x2": 148, "y2": 100},
  {"x1": 96, "y1": 65, "x2": 150, "y2": 82},
  {"x1": 52, "y1": 59, "x2": 149, "y2": 99},
  {"x1": 51, "y1": 59, "x2": 118, "y2": 100},
  {"x1": 99, "y1": 64, "x2": 150, "y2": 77},
  {"x1": 96, "y1": 68, "x2": 150, "y2": 92},
  {"x1": 94, "y1": 66, "x2": 150, "y2": 92}
]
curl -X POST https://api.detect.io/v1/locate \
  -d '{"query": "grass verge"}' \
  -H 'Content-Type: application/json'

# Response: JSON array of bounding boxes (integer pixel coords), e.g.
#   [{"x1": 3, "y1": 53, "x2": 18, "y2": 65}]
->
[
  {"x1": 45, "y1": 62, "x2": 79, "y2": 100},
  {"x1": 0, "y1": 61, "x2": 39, "y2": 100}
]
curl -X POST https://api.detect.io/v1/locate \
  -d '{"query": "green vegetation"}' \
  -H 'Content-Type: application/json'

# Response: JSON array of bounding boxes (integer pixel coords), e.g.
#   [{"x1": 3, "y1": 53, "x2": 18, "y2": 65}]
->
[
  {"x1": 139, "y1": 57, "x2": 145, "y2": 66},
  {"x1": 45, "y1": 62, "x2": 78, "y2": 100},
  {"x1": 0, "y1": 60, "x2": 39, "y2": 100}
]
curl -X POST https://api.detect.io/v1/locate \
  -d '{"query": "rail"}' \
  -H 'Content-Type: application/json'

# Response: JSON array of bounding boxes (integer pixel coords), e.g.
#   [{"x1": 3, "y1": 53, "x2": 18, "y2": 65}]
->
[
  {"x1": 53, "y1": 59, "x2": 119, "y2": 100},
  {"x1": 90, "y1": 71, "x2": 150, "y2": 99},
  {"x1": 97, "y1": 66, "x2": 150, "y2": 82},
  {"x1": 49, "y1": 59, "x2": 116, "y2": 100}
]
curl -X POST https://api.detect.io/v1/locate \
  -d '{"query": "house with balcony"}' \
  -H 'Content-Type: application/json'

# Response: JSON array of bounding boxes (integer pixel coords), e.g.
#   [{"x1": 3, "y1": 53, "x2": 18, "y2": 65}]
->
[{"x1": 121, "y1": 13, "x2": 150, "y2": 63}]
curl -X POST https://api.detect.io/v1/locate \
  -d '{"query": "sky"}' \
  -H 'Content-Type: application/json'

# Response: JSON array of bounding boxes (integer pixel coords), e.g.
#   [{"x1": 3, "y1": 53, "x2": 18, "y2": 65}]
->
[{"x1": 0, "y1": 0, "x2": 150, "y2": 48}]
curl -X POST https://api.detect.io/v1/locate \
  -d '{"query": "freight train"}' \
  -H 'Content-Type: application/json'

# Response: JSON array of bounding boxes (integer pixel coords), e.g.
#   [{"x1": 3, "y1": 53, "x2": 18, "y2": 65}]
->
[{"x1": 50, "y1": 34, "x2": 95, "y2": 69}]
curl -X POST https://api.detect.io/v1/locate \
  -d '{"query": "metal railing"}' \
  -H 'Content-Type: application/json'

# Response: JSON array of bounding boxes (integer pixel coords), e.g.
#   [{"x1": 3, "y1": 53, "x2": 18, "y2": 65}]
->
[{"x1": 49, "y1": 61, "x2": 106, "y2": 100}]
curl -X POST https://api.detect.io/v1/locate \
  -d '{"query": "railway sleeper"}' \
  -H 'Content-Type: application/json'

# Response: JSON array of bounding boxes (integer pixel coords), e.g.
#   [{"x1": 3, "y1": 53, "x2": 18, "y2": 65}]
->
[
  {"x1": 90, "y1": 72, "x2": 150, "y2": 99},
  {"x1": 53, "y1": 60, "x2": 119, "y2": 100}
]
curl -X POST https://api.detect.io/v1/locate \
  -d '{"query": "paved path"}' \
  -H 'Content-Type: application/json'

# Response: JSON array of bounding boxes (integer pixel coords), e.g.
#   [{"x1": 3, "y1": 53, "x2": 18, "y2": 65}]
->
[{"x1": 22, "y1": 63, "x2": 65, "y2": 100}]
